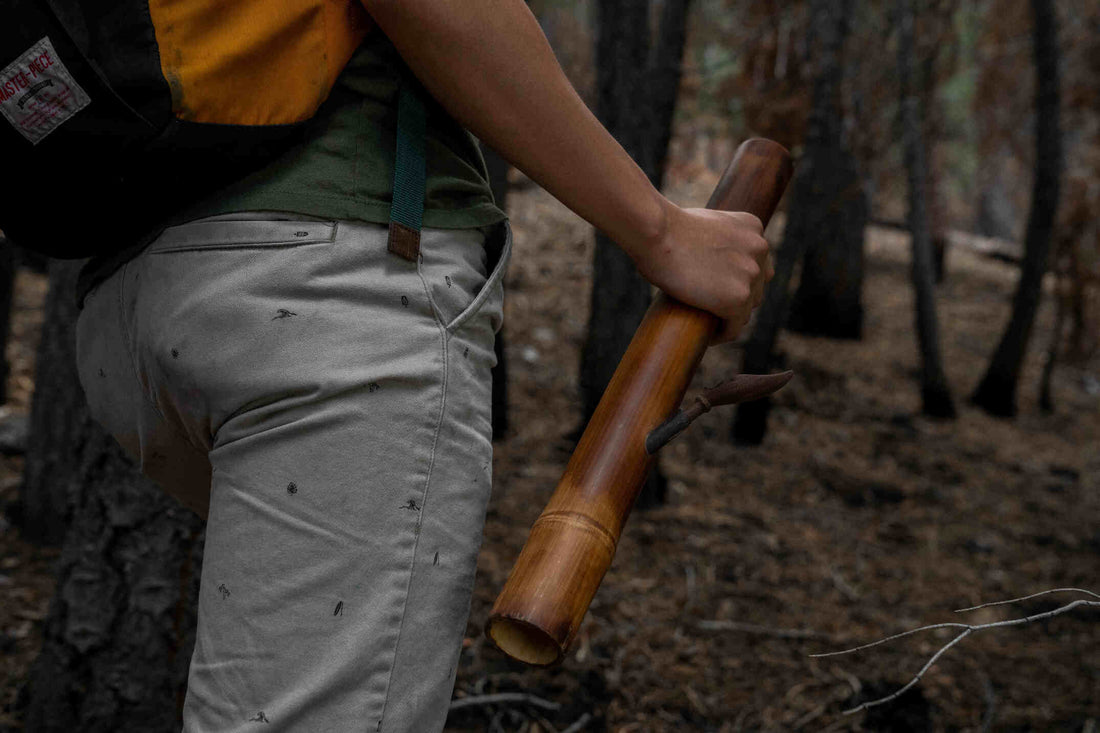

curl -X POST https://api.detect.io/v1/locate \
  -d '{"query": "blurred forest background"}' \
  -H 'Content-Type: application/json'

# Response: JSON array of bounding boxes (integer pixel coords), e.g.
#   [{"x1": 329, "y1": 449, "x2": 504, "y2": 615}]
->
[{"x1": 1, "y1": 0, "x2": 1098, "y2": 731}]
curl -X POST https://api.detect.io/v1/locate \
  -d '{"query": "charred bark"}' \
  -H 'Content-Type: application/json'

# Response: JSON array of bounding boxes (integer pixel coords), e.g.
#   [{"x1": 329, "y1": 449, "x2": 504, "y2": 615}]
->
[
  {"x1": 23, "y1": 455, "x2": 203, "y2": 732},
  {"x1": 0, "y1": 240, "x2": 15, "y2": 407},
  {"x1": 646, "y1": 0, "x2": 693, "y2": 190},
  {"x1": 971, "y1": 0, "x2": 1062, "y2": 417},
  {"x1": 899, "y1": 0, "x2": 956, "y2": 419},
  {"x1": 786, "y1": 0, "x2": 865, "y2": 341},
  {"x1": 580, "y1": 0, "x2": 691, "y2": 508},
  {"x1": 733, "y1": 0, "x2": 855, "y2": 444},
  {"x1": 19, "y1": 260, "x2": 204, "y2": 730},
  {"x1": 19, "y1": 261, "x2": 88, "y2": 544},
  {"x1": 1037, "y1": 272, "x2": 1064, "y2": 413}
]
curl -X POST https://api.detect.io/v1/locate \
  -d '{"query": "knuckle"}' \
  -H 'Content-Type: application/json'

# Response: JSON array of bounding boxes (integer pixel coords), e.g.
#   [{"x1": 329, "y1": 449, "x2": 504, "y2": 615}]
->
[
  {"x1": 731, "y1": 211, "x2": 763, "y2": 233},
  {"x1": 731, "y1": 280, "x2": 751, "y2": 304},
  {"x1": 743, "y1": 212, "x2": 764, "y2": 232},
  {"x1": 743, "y1": 259, "x2": 761, "y2": 280}
]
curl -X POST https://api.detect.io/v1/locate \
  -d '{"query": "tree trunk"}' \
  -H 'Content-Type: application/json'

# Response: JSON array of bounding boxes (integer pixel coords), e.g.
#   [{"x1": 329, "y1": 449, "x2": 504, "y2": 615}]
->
[
  {"x1": 20, "y1": 261, "x2": 205, "y2": 731},
  {"x1": 899, "y1": 0, "x2": 956, "y2": 419},
  {"x1": 786, "y1": 0, "x2": 865, "y2": 341},
  {"x1": 481, "y1": 142, "x2": 512, "y2": 441},
  {"x1": 1037, "y1": 268, "x2": 1064, "y2": 413},
  {"x1": 580, "y1": 0, "x2": 691, "y2": 508},
  {"x1": 971, "y1": 0, "x2": 1062, "y2": 418},
  {"x1": 19, "y1": 261, "x2": 88, "y2": 544},
  {"x1": 924, "y1": 135, "x2": 949, "y2": 285},
  {"x1": 733, "y1": 0, "x2": 855, "y2": 444},
  {"x1": 918, "y1": 1, "x2": 952, "y2": 283},
  {"x1": 0, "y1": 241, "x2": 15, "y2": 406},
  {"x1": 580, "y1": 0, "x2": 654, "y2": 425},
  {"x1": 646, "y1": 0, "x2": 693, "y2": 191},
  {"x1": 1065, "y1": 239, "x2": 1093, "y2": 362},
  {"x1": 785, "y1": 165, "x2": 867, "y2": 340}
]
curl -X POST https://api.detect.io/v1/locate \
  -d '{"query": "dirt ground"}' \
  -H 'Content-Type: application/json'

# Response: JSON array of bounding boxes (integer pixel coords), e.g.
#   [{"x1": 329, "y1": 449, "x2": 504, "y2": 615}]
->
[{"x1": 1, "y1": 173, "x2": 1098, "y2": 732}]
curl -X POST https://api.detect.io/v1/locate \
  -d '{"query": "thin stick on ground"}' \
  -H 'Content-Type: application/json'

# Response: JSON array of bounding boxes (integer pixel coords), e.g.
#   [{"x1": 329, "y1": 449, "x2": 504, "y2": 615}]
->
[
  {"x1": 954, "y1": 587, "x2": 1100, "y2": 612},
  {"x1": 696, "y1": 620, "x2": 833, "y2": 640},
  {"x1": 809, "y1": 588, "x2": 1100, "y2": 714},
  {"x1": 448, "y1": 691, "x2": 562, "y2": 712}
]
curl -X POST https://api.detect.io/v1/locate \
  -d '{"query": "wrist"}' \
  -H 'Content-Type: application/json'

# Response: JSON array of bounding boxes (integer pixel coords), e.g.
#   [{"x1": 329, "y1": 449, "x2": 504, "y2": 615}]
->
[{"x1": 618, "y1": 191, "x2": 675, "y2": 266}]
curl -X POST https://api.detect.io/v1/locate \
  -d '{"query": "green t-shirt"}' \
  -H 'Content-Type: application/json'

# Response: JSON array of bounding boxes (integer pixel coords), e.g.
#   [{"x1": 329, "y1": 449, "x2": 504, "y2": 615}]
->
[
  {"x1": 184, "y1": 32, "x2": 506, "y2": 229},
  {"x1": 77, "y1": 32, "x2": 505, "y2": 305}
]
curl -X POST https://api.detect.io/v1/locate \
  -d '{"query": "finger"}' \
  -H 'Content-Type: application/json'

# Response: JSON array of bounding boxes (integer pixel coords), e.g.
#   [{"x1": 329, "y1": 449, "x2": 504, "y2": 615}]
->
[
  {"x1": 728, "y1": 210, "x2": 763, "y2": 235},
  {"x1": 728, "y1": 311, "x2": 752, "y2": 341},
  {"x1": 751, "y1": 275, "x2": 766, "y2": 308},
  {"x1": 714, "y1": 300, "x2": 752, "y2": 344},
  {"x1": 711, "y1": 319, "x2": 739, "y2": 345},
  {"x1": 752, "y1": 235, "x2": 771, "y2": 268},
  {"x1": 739, "y1": 253, "x2": 766, "y2": 308}
]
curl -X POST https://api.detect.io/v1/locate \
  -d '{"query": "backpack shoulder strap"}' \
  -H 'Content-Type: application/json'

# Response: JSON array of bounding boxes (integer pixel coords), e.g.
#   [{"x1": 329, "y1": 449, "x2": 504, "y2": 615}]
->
[{"x1": 387, "y1": 74, "x2": 427, "y2": 262}]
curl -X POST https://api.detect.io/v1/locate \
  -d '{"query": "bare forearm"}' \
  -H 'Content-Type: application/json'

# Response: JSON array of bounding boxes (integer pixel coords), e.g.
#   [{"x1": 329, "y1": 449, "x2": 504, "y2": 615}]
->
[
  {"x1": 362, "y1": 0, "x2": 668, "y2": 256},
  {"x1": 364, "y1": 0, "x2": 773, "y2": 342}
]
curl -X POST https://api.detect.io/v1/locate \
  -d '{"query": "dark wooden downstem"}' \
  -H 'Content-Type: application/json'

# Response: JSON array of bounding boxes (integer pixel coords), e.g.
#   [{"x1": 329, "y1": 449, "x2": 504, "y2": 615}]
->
[
  {"x1": 487, "y1": 139, "x2": 793, "y2": 665},
  {"x1": 646, "y1": 370, "x2": 794, "y2": 454}
]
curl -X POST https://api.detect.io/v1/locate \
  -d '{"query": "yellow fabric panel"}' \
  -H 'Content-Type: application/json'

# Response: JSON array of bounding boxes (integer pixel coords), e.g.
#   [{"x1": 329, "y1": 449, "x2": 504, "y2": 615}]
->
[{"x1": 147, "y1": 0, "x2": 372, "y2": 125}]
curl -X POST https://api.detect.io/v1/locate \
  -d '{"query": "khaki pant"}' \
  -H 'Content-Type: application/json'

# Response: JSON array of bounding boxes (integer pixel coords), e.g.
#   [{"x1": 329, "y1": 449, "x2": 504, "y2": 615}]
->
[{"x1": 75, "y1": 214, "x2": 510, "y2": 732}]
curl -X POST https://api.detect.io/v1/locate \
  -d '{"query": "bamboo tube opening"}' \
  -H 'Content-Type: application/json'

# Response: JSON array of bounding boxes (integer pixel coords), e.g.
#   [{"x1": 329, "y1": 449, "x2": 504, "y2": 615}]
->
[{"x1": 485, "y1": 617, "x2": 561, "y2": 666}]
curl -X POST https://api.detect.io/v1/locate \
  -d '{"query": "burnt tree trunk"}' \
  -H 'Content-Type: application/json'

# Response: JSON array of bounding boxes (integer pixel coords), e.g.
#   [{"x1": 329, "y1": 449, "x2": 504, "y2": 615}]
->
[
  {"x1": 0, "y1": 240, "x2": 15, "y2": 407},
  {"x1": 918, "y1": 0, "x2": 955, "y2": 283},
  {"x1": 580, "y1": 0, "x2": 691, "y2": 508},
  {"x1": 733, "y1": 0, "x2": 855, "y2": 444},
  {"x1": 19, "y1": 261, "x2": 87, "y2": 544},
  {"x1": 20, "y1": 261, "x2": 205, "y2": 731},
  {"x1": 786, "y1": 0, "x2": 865, "y2": 340},
  {"x1": 1065, "y1": 239, "x2": 1093, "y2": 362},
  {"x1": 971, "y1": 0, "x2": 1062, "y2": 418},
  {"x1": 899, "y1": 0, "x2": 956, "y2": 419},
  {"x1": 1037, "y1": 264, "x2": 1065, "y2": 413},
  {"x1": 922, "y1": 68, "x2": 949, "y2": 284}
]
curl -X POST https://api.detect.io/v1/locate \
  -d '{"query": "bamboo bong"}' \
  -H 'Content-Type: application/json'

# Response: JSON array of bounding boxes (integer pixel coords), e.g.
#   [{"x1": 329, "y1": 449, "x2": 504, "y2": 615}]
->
[{"x1": 486, "y1": 138, "x2": 794, "y2": 666}]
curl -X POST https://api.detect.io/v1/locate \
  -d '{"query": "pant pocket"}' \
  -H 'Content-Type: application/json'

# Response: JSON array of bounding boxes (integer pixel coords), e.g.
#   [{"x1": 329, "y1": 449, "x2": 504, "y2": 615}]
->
[
  {"x1": 419, "y1": 222, "x2": 512, "y2": 334},
  {"x1": 145, "y1": 217, "x2": 337, "y2": 254}
]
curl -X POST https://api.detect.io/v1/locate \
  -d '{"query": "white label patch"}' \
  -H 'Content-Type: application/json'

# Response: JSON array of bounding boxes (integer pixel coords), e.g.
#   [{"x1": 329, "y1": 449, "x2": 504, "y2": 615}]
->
[{"x1": 0, "y1": 36, "x2": 91, "y2": 145}]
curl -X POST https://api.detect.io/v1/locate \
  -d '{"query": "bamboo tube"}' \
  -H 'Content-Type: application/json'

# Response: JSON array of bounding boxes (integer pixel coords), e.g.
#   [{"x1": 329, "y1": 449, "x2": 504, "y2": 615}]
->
[{"x1": 487, "y1": 138, "x2": 794, "y2": 666}]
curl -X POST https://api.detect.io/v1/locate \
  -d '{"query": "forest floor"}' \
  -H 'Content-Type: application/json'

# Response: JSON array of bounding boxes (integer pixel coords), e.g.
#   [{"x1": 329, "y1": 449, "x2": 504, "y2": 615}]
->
[{"x1": 1, "y1": 173, "x2": 1098, "y2": 732}]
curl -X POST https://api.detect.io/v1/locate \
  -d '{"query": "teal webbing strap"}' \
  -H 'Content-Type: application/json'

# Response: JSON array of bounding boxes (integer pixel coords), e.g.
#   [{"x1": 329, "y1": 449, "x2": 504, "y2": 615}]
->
[{"x1": 387, "y1": 78, "x2": 427, "y2": 261}]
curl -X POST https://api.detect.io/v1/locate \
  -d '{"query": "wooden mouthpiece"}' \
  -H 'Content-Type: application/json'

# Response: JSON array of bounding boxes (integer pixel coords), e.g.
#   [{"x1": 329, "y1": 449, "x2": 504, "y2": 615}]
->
[{"x1": 486, "y1": 139, "x2": 794, "y2": 666}]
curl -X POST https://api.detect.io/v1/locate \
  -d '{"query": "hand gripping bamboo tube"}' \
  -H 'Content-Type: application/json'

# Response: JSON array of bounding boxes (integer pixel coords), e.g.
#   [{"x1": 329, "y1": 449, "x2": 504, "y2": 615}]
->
[{"x1": 486, "y1": 138, "x2": 794, "y2": 665}]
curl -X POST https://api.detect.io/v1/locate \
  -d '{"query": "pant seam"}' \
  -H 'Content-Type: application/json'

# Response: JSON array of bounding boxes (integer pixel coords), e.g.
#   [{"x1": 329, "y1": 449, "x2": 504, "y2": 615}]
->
[
  {"x1": 375, "y1": 262, "x2": 452, "y2": 732},
  {"x1": 117, "y1": 259, "x2": 209, "y2": 456}
]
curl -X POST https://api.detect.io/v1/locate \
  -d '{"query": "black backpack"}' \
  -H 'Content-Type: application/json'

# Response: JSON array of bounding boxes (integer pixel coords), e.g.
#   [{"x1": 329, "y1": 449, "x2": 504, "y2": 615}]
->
[{"x1": 1, "y1": 0, "x2": 385, "y2": 259}]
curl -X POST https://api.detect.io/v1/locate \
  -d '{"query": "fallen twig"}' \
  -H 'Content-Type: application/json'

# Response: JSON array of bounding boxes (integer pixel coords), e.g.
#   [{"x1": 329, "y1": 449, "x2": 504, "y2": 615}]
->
[
  {"x1": 697, "y1": 620, "x2": 831, "y2": 640},
  {"x1": 448, "y1": 692, "x2": 562, "y2": 713},
  {"x1": 955, "y1": 587, "x2": 1100, "y2": 612},
  {"x1": 810, "y1": 588, "x2": 1100, "y2": 714}
]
